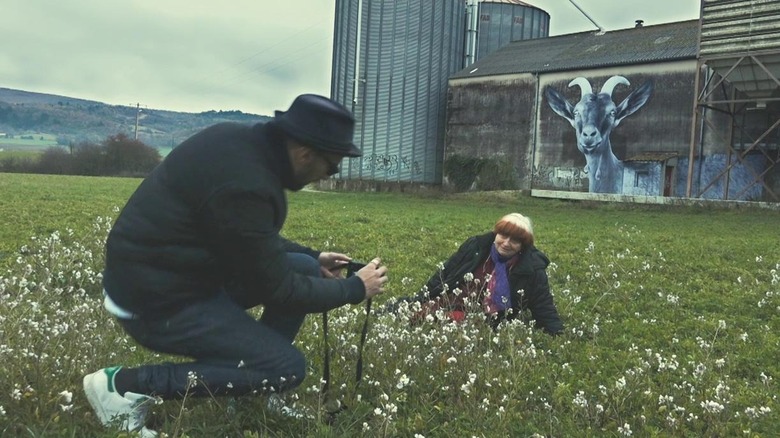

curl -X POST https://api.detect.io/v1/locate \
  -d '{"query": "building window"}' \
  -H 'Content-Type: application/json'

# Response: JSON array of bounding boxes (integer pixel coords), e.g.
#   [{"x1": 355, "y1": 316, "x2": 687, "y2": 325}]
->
[{"x1": 634, "y1": 170, "x2": 649, "y2": 187}]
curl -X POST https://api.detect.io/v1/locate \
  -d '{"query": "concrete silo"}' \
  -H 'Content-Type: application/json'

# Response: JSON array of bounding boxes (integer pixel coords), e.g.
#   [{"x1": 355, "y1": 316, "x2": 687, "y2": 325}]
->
[{"x1": 330, "y1": 0, "x2": 550, "y2": 185}]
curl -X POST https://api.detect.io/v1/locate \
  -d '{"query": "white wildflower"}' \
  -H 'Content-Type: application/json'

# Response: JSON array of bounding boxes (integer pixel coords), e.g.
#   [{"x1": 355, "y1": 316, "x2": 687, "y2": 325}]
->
[
  {"x1": 59, "y1": 390, "x2": 73, "y2": 404},
  {"x1": 701, "y1": 400, "x2": 725, "y2": 414},
  {"x1": 572, "y1": 391, "x2": 588, "y2": 408},
  {"x1": 396, "y1": 374, "x2": 410, "y2": 389}
]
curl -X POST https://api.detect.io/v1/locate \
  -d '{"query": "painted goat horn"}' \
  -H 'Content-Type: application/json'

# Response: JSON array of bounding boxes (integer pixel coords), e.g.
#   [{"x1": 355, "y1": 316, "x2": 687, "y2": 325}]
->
[
  {"x1": 601, "y1": 76, "x2": 630, "y2": 96},
  {"x1": 567, "y1": 77, "x2": 593, "y2": 97}
]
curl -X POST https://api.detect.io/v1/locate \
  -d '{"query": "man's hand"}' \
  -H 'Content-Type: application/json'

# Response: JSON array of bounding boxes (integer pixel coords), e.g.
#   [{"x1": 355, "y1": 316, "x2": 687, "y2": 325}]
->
[
  {"x1": 318, "y1": 252, "x2": 351, "y2": 278},
  {"x1": 357, "y1": 257, "x2": 388, "y2": 300}
]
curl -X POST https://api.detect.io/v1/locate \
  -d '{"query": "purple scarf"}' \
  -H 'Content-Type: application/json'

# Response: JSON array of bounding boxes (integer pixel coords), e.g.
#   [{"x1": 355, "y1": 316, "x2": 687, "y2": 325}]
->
[{"x1": 489, "y1": 245, "x2": 512, "y2": 311}]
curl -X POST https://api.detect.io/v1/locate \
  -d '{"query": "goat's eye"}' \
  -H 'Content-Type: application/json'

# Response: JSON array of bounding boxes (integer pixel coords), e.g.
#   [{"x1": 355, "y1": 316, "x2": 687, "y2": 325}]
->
[{"x1": 610, "y1": 109, "x2": 616, "y2": 117}]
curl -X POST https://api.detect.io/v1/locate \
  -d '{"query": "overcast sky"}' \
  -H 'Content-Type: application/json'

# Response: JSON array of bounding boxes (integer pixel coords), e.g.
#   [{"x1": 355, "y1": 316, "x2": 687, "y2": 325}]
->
[{"x1": 1, "y1": 0, "x2": 700, "y2": 116}]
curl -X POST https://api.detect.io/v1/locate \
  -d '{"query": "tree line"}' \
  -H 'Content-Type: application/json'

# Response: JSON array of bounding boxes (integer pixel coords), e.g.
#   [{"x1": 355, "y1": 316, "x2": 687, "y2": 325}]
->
[{"x1": 0, "y1": 133, "x2": 161, "y2": 177}]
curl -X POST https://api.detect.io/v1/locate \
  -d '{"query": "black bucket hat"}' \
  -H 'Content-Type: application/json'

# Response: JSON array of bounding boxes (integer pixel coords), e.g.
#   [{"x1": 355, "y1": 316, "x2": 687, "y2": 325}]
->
[{"x1": 274, "y1": 94, "x2": 362, "y2": 157}]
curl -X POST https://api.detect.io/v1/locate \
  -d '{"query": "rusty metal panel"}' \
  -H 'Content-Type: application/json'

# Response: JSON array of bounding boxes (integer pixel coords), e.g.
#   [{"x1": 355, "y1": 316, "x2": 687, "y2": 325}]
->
[{"x1": 700, "y1": 0, "x2": 780, "y2": 55}]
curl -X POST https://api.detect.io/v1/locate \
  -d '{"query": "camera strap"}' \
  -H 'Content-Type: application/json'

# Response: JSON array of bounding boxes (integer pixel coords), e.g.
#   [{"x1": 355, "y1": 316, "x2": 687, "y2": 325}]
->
[{"x1": 320, "y1": 272, "x2": 372, "y2": 420}]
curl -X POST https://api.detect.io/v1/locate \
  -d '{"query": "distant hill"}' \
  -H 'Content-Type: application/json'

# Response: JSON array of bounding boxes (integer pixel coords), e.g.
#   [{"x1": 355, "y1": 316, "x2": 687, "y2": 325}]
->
[{"x1": 0, "y1": 87, "x2": 272, "y2": 149}]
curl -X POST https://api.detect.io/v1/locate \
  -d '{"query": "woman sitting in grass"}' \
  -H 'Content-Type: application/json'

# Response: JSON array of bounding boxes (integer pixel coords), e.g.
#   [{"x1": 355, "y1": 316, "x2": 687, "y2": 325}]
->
[{"x1": 394, "y1": 213, "x2": 563, "y2": 335}]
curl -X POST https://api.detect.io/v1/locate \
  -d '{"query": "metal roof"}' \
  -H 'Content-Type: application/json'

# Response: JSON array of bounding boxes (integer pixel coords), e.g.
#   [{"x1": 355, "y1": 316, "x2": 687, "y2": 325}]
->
[
  {"x1": 451, "y1": 19, "x2": 699, "y2": 79},
  {"x1": 482, "y1": 0, "x2": 534, "y2": 5}
]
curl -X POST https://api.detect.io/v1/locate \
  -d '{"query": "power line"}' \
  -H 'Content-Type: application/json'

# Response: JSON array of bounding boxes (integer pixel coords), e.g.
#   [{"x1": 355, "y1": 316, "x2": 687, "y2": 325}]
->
[
  {"x1": 221, "y1": 39, "x2": 330, "y2": 88},
  {"x1": 567, "y1": 0, "x2": 606, "y2": 34},
  {"x1": 157, "y1": 21, "x2": 329, "y2": 105}
]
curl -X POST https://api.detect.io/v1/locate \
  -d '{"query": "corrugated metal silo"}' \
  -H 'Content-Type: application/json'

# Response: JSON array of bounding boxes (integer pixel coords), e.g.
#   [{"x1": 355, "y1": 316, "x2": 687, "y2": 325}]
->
[
  {"x1": 331, "y1": 0, "x2": 466, "y2": 184},
  {"x1": 473, "y1": 0, "x2": 550, "y2": 62}
]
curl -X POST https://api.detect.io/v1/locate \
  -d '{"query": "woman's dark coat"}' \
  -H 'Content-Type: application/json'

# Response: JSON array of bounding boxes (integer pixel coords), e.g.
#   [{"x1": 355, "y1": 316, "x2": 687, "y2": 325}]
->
[{"x1": 418, "y1": 232, "x2": 563, "y2": 334}]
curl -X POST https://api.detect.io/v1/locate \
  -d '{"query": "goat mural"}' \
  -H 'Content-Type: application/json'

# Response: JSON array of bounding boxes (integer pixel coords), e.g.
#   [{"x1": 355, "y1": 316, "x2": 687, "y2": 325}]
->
[{"x1": 545, "y1": 76, "x2": 654, "y2": 194}]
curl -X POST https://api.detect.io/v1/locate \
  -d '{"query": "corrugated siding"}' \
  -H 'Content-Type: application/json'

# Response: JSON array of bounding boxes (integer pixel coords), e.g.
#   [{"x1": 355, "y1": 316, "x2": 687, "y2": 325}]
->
[
  {"x1": 700, "y1": 0, "x2": 780, "y2": 55},
  {"x1": 476, "y1": 2, "x2": 549, "y2": 61},
  {"x1": 331, "y1": 0, "x2": 358, "y2": 113},
  {"x1": 331, "y1": 0, "x2": 466, "y2": 183}
]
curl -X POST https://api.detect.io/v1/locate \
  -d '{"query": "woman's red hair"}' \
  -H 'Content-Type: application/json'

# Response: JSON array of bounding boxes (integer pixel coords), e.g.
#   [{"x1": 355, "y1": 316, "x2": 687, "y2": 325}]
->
[{"x1": 494, "y1": 213, "x2": 534, "y2": 248}]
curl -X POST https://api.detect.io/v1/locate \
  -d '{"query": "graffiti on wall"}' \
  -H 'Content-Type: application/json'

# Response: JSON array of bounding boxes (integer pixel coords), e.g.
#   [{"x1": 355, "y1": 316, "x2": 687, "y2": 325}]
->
[
  {"x1": 533, "y1": 165, "x2": 589, "y2": 190},
  {"x1": 676, "y1": 154, "x2": 767, "y2": 201},
  {"x1": 544, "y1": 76, "x2": 654, "y2": 194},
  {"x1": 361, "y1": 153, "x2": 422, "y2": 176}
]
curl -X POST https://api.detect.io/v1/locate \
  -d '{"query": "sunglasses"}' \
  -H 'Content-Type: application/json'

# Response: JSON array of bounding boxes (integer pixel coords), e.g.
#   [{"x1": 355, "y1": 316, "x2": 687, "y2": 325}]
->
[{"x1": 316, "y1": 150, "x2": 342, "y2": 176}]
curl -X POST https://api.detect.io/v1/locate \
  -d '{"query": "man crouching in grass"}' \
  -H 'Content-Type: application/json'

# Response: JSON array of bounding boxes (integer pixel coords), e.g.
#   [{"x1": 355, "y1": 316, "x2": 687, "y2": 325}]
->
[{"x1": 82, "y1": 94, "x2": 388, "y2": 436}]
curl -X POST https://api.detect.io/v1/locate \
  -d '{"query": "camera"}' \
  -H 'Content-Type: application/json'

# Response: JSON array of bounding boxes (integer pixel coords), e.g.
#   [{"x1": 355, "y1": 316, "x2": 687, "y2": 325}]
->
[{"x1": 344, "y1": 260, "x2": 366, "y2": 276}]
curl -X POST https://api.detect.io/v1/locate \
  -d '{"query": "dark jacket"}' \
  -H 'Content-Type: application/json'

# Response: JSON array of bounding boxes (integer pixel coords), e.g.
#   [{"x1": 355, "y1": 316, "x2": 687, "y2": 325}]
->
[
  {"x1": 103, "y1": 122, "x2": 365, "y2": 317},
  {"x1": 419, "y1": 232, "x2": 563, "y2": 334}
]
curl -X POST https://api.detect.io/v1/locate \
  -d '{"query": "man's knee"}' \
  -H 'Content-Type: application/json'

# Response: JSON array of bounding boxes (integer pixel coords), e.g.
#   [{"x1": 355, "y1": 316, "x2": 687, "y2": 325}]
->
[
  {"x1": 251, "y1": 347, "x2": 306, "y2": 391},
  {"x1": 285, "y1": 349, "x2": 307, "y2": 387}
]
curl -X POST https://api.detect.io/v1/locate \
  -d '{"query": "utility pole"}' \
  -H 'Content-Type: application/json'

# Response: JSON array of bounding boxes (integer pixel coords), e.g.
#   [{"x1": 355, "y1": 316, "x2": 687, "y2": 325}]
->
[{"x1": 131, "y1": 103, "x2": 144, "y2": 140}]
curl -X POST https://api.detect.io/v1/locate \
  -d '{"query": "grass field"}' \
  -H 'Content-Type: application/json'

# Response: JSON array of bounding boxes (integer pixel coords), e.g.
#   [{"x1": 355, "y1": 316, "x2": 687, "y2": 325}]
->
[
  {"x1": 0, "y1": 134, "x2": 58, "y2": 150},
  {"x1": 0, "y1": 172, "x2": 778, "y2": 437},
  {"x1": 0, "y1": 149, "x2": 42, "y2": 160}
]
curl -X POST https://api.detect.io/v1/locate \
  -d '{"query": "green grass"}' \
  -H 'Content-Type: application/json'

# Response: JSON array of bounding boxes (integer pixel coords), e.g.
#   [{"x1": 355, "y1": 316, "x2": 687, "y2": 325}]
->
[
  {"x1": 0, "y1": 134, "x2": 58, "y2": 150},
  {"x1": 0, "y1": 149, "x2": 42, "y2": 160},
  {"x1": 0, "y1": 172, "x2": 778, "y2": 437},
  {"x1": 0, "y1": 173, "x2": 139, "y2": 267}
]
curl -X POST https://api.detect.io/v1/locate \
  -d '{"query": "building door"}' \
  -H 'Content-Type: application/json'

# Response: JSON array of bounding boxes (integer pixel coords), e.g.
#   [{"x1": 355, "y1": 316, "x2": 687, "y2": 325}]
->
[{"x1": 664, "y1": 165, "x2": 674, "y2": 196}]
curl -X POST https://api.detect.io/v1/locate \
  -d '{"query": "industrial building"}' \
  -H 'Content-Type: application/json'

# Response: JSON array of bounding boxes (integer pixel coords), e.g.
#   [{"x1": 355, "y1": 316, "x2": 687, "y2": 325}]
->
[
  {"x1": 330, "y1": 0, "x2": 548, "y2": 184},
  {"x1": 328, "y1": 0, "x2": 780, "y2": 205}
]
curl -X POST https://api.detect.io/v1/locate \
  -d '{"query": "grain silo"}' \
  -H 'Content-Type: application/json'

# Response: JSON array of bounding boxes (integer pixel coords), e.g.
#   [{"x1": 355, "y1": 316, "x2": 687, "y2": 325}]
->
[
  {"x1": 466, "y1": 0, "x2": 550, "y2": 64},
  {"x1": 330, "y1": 0, "x2": 550, "y2": 185}
]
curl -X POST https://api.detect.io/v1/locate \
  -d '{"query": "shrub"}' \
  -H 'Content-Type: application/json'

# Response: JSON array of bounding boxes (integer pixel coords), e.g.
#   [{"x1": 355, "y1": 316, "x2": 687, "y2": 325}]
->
[
  {"x1": 443, "y1": 154, "x2": 485, "y2": 191},
  {"x1": 36, "y1": 147, "x2": 73, "y2": 175},
  {"x1": 102, "y1": 133, "x2": 161, "y2": 177},
  {"x1": 475, "y1": 157, "x2": 518, "y2": 190},
  {"x1": 70, "y1": 141, "x2": 106, "y2": 176}
]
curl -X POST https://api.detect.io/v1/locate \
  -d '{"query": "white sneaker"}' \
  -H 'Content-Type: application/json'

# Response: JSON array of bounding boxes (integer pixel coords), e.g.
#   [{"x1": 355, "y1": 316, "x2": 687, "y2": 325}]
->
[{"x1": 83, "y1": 367, "x2": 158, "y2": 437}]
